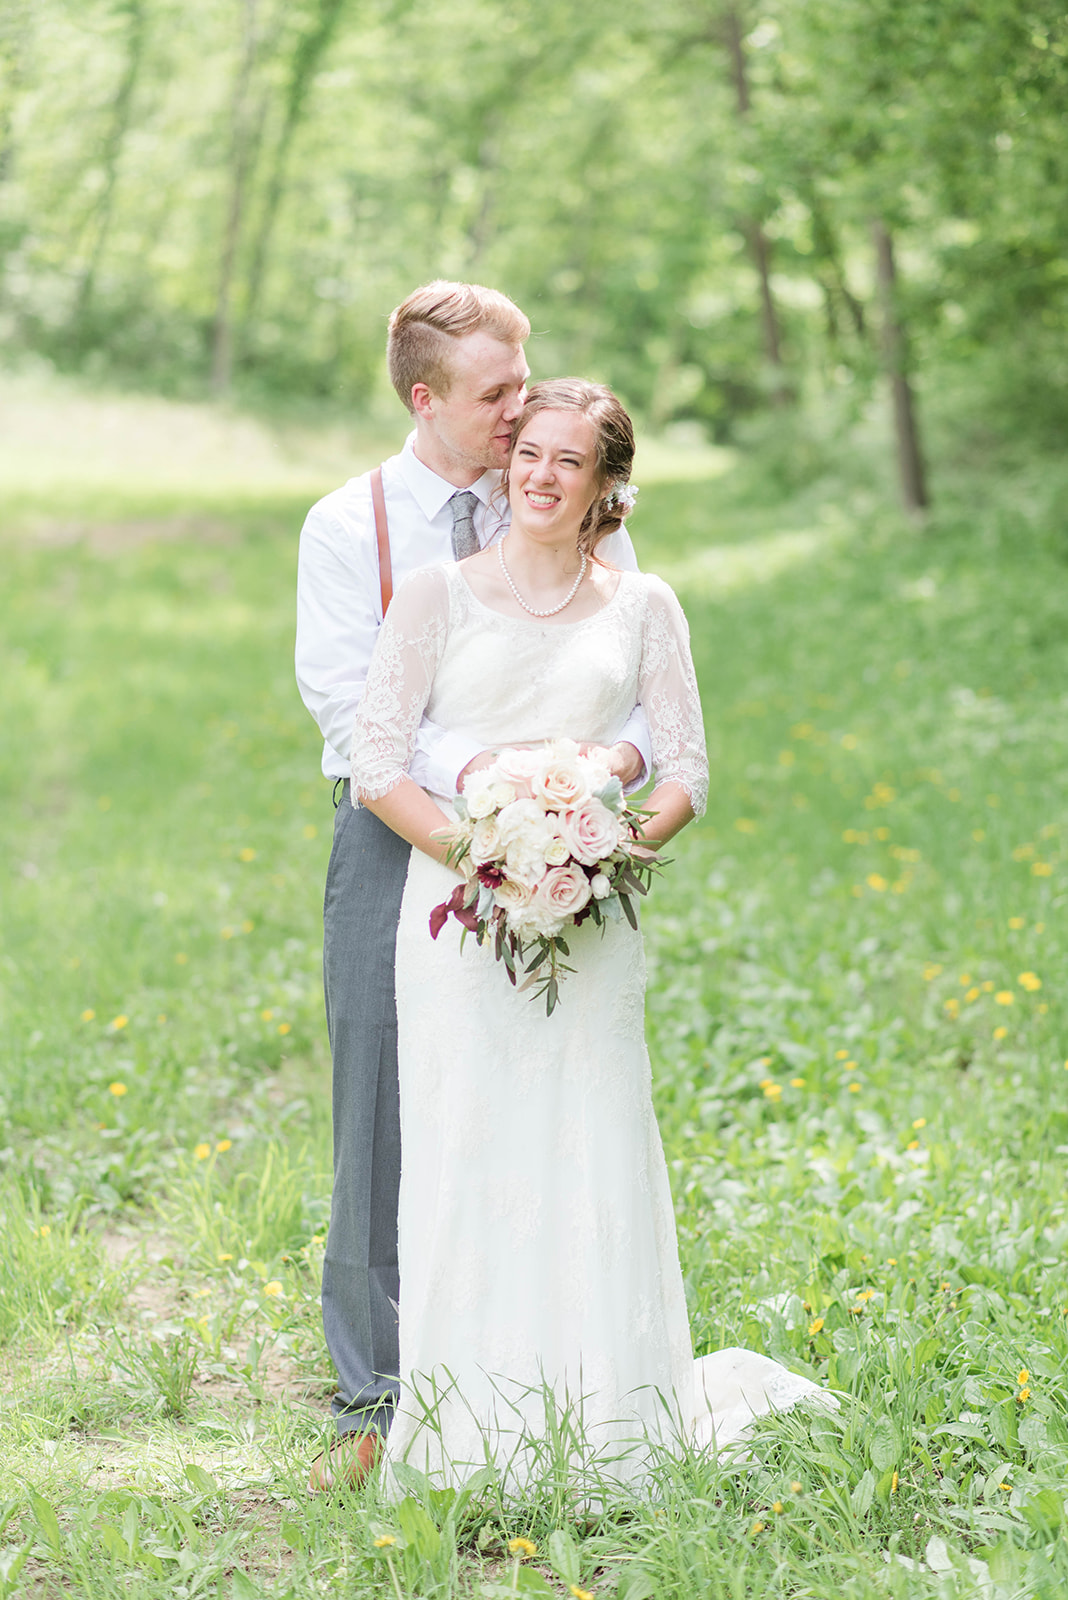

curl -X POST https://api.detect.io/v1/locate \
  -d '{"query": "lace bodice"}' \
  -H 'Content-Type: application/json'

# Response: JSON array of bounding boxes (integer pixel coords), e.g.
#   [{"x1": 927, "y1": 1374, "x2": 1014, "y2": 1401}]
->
[{"x1": 351, "y1": 564, "x2": 708, "y2": 812}]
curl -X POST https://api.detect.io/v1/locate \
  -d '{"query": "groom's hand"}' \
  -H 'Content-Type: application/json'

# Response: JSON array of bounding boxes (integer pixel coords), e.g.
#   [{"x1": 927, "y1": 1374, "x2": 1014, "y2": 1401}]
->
[
  {"x1": 605, "y1": 741, "x2": 645, "y2": 788},
  {"x1": 456, "y1": 749, "x2": 500, "y2": 792}
]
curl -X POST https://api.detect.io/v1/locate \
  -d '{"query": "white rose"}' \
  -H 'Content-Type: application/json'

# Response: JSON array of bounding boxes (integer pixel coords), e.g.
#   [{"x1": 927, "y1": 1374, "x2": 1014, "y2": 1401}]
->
[
  {"x1": 470, "y1": 816, "x2": 504, "y2": 864},
  {"x1": 544, "y1": 833, "x2": 570, "y2": 866},
  {"x1": 488, "y1": 780, "x2": 517, "y2": 809},
  {"x1": 591, "y1": 872, "x2": 612, "y2": 899},
  {"x1": 532, "y1": 745, "x2": 590, "y2": 810},
  {"x1": 495, "y1": 878, "x2": 533, "y2": 914},
  {"x1": 556, "y1": 798, "x2": 620, "y2": 867},
  {"x1": 464, "y1": 773, "x2": 498, "y2": 819}
]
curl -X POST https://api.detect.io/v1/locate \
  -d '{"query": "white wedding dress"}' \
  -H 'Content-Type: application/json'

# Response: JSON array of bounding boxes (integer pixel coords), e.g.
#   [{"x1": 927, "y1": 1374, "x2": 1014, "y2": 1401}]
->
[{"x1": 352, "y1": 562, "x2": 830, "y2": 1489}]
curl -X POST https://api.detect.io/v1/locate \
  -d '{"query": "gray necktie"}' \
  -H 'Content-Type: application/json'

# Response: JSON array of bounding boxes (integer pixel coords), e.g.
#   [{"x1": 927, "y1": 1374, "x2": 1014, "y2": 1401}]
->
[{"x1": 449, "y1": 491, "x2": 480, "y2": 560}]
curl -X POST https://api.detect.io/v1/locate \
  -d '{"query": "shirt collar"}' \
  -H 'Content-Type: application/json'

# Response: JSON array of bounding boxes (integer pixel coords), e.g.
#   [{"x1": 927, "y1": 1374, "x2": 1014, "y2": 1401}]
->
[{"x1": 398, "y1": 432, "x2": 501, "y2": 520}]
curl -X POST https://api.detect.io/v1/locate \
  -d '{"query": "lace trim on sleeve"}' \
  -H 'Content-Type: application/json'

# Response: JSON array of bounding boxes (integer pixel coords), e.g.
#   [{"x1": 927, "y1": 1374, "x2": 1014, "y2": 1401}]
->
[
  {"x1": 351, "y1": 566, "x2": 450, "y2": 803},
  {"x1": 639, "y1": 576, "x2": 709, "y2": 816}
]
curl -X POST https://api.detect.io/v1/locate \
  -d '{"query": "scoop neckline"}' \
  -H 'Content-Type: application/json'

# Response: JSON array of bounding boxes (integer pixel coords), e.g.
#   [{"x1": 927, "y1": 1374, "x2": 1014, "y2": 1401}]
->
[{"x1": 453, "y1": 563, "x2": 630, "y2": 627}]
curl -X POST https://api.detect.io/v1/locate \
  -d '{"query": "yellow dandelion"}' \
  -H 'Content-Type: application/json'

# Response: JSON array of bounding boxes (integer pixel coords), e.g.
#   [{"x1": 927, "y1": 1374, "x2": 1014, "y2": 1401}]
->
[
  {"x1": 887, "y1": 1258, "x2": 897, "y2": 1266},
  {"x1": 1017, "y1": 1386, "x2": 1030, "y2": 1404},
  {"x1": 373, "y1": 1535, "x2": 396, "y2": 1548},
  {"x1": 875, "y1": 826, "x2": 890, "y2": 841},
  {"x1": 778, "y1": 750, "x2": 795, "y2": 766},
  {"x1": 982, "y1": 980, "x2": 994, "y2": 991},
  {"x1": 1017, "y1": 1369, "x2": 1029, "y2": 1384},
  {"x1": 261, "y1": 1008, "x2": 274, "y2": 1020},
  {"x1": 808, "y1": 1317, "x2": 824, "y2": 1336},
  {"x1": 750, "y1": 1520, "x2": 765, "y2": 1535},
  {"x1": 841, "y1": 734, "x2": 858, "y2": 750},
  {"x1": 959, "y1": 973, "x2": 972, "y2": 985},
  {"x1": 220, "y1": 926, "x2": 234, "y2": 940},
  {"x1": 215, "y1": 1139, "x2": 232, "y2": 1153},
  {"x1": 1034, "y1": 922, "x2": 1045, "y2": 933},
  {"x1": 790, "y1": 1481, "x2": 802, "y2": 1494},
  {"x1": 175, "y1": 952, "x2": 189, "y2": 965},
  {"x1": 907, "y1": 1139, "x2": 919, "y2": 1150},
  {"x1": 923, "y1": 963, "x2": 943, "y2": 980},
  {"x1": 999, "y1": 1482, "x2": 1012, "y2": 1491},
  {"x1": 508, "y1": 1538, "x2": 537, "y2": 1557},
  {"x1": 965, "y1": 987, "x2": 980, "y2": 1002},
  {"x1": 238, "y1": 847, "x2": 256, "y2": 862},
  {"x1": 108, "y1": 1081, "x2": 127, "y2": 1097},
  {"x1": 194, "y1": 1143, "x2": 211, "y2": 1160},
  {"x1": 1032, "y1": 861, "x2": 1053, "y2": 876},
  {"x1": 110, "y1": 1014, "x2": 128, "y2": 1030},
  {"x1": 1018, "y1": 972, "x2": 1042, "y2": 991},
  {"x1": 734, "y1": 818, "x2": 756, "y2": 834},
  {"x1": 789, "y1": 1077, "x2": 805, "y2": 1088},
  {"x1": 858, "y1": 1288, "x2": 875, "y2": 1301},
  {"x1": 38, "y1": 1224, "x2": 51, "y2": 1238},
  {"x1": 912, "y1": 1117, "x2": 927, "y2": 1129},
  {"x1": 772, "y1": 1500, "x2": 784, "y2": 1513},
  {"x1": 866, "y1": 873, "x2": 887, "y2": 892},
  {"x1": 762, "y1": 1083, "x2": 783, "y2": 1099},
  {"x1": 844, "y1": 1059, "x2": 857, "y2": 1070},
  {"x1": 993, "y1": 1026, "x2": 1008, "y2": 1040},
  {"x1": 241, "y1": 919, "x2": 254, "y2": 933},
  {"x1": 972, "y1": 829, "x2": 985, "y2": 842},
  {"x1": 264, "y1": 1281, "x2": 283, "y2": 1297},
  {"x1": 1008, "y1": 916, "x2": 1025, "y2": 929},
  {"x1": 302, "y1": 823, "x2": 318, "y2": 839},
  {"x1": 570, "y1": 1588, "x2": 595, "y2": 1600},
  {"x1": 278, "y1": 1022, "x2": 291, "y2": 1036},
  {"x1": 995, "y1": 991, "x2": 1014, "y2": 1006},
  {"x1": 835, "y1": 1048, "x2": 850, "y2": 1059},
  {"x1": 81, "y1": 1008, "x2": 96, "y2": 1022},
  {"x1": 217, "y1": 1252, "x2": 233, "y2": 1262},
  {"x1": 944, "y1": 998, "x2": 960, "y2": 1017},
  {"x1": 940, "y1": 1281, "x2": 951, "y2": 1291},
  {"x1": 891, "y1": 1471, "x2": 899, "y2": 1494},
  {"x1": 157, "y1": 1013, "x2": 167, "y2": 1023},
  {"x1": 848, "y1": 1082, "x2": 861, "y2": 1094}
]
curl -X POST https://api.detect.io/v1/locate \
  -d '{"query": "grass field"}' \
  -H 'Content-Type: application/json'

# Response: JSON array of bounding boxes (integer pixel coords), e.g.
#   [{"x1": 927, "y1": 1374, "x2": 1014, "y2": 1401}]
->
[{"x1": 1, "y1": 378, "x2": 1067, "y2": 1597}]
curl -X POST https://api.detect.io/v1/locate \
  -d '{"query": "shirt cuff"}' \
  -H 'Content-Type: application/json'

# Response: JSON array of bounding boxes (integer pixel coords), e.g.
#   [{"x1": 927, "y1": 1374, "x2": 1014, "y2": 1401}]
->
[{"x1": 411, "y1": 724, "x2": 487, "y2": 797}]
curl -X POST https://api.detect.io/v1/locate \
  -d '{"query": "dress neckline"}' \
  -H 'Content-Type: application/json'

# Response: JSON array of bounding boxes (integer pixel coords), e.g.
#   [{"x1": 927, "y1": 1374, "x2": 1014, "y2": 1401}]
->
[{"x1": 452, "y1": 563, "x2": 631, "y2": 628}]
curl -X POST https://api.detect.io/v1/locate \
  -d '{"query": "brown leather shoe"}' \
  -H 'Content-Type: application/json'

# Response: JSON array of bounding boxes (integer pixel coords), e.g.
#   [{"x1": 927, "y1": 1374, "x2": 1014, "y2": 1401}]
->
[{"x1": 308, "y1": 1429, "x2": 381, "y2": 1492}]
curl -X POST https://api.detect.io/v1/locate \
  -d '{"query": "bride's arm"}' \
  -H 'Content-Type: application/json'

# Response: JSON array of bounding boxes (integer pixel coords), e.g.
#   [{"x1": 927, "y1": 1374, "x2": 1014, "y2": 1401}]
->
[
  {"x1": 360, "y1": 779, "x2": 458, "y2": 864},
  {"x1": 351, "y1": 566, "x2": 455, "y2": 857},
  {"x1": 636, "y1": 578, "x2": 709, "y2": 845}
]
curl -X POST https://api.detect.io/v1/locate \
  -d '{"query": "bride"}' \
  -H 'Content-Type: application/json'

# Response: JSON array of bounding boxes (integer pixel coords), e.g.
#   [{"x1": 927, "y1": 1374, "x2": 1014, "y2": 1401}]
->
[{"x1": 351, "y1": 379, "x2": 829, "y2": 1488}]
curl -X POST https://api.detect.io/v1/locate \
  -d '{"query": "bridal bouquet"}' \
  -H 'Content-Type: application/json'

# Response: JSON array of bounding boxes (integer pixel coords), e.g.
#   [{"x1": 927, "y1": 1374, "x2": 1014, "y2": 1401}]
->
[{"x1": 429, "y1": 740, "x2": 663, "y2": 1014}]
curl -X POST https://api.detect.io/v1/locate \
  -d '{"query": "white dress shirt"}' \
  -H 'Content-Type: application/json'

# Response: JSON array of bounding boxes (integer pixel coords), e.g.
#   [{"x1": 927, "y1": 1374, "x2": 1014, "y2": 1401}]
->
[{"x1": 296, "y1": 433, "x2": 652, "y2": 793}]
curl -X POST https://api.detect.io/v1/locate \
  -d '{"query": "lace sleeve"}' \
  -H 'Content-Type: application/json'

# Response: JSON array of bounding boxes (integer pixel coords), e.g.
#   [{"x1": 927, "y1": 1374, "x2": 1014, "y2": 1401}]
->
[
  {"x1": 638, "y1": 576, "x2": 709, "y2": 816},
  {"x1": 351, "y1": 565, "x2": 450, "y2": 803}
]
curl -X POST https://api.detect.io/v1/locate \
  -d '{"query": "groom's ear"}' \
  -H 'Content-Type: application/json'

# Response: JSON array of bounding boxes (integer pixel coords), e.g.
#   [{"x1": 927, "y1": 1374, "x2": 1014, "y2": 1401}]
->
[{"x1": 411, "y1": 382, "x2": 435, "y2": 420}]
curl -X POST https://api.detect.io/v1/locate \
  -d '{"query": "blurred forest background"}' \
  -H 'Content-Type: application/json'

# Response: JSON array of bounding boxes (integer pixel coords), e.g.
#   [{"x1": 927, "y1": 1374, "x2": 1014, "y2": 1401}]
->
[{"x1": 2, "y1": 0, "x2": 1067, "y2": 492}]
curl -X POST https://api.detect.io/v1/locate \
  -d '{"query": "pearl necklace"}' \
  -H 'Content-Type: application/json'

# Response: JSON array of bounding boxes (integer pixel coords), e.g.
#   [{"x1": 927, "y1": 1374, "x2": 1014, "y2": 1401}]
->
[{"x1": 497, "y1": 537, "x2": 588, "y2": 618}]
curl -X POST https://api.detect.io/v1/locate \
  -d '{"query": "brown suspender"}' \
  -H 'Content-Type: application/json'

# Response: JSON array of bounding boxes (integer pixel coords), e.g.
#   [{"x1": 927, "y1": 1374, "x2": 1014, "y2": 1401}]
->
[{"x1": 370, "y1": 465, "x2": 393, "y2": 616}]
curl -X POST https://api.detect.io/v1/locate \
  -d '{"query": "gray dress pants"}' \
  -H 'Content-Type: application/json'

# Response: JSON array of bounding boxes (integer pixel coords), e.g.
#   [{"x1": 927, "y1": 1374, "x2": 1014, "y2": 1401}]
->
[{"x1": 321, "y1": 783, "x2": 411, "y2": 1435}]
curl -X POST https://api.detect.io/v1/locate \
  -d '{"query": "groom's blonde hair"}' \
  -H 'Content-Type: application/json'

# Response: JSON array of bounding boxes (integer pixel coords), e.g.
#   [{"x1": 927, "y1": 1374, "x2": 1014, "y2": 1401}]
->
[{"x1": 387, "y1": 281, "x2": 530, "y2": 412}]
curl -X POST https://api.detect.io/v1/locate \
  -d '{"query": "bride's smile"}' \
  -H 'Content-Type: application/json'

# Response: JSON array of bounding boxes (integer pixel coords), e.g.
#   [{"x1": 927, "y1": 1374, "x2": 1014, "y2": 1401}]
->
[{"x1": 508, "y1": 410, "x2": 603, "y2": 541}]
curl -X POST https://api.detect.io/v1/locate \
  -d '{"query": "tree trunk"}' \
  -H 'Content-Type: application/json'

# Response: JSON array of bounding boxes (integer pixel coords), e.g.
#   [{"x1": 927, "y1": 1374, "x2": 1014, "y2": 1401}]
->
[
  {"x1": 242, "y1": 0, "x2": 349, "y2": 334},
  {"x1": 75, "y1": 0, "x2": 146, "y2": 322},
  {"x1": 211, "y1": 0, "x2": 262, "y2": 396},
  {"x1": 872, "y1": 219, "x2": 929, "y2": 513},
  {"x1": 722, "y1": 3, "x2": 789, "y2": 404}
]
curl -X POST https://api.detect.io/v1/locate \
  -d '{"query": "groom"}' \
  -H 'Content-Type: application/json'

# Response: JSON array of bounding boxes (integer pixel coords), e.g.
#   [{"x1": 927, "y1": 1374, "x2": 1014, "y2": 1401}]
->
[{"x1": 295, "y1": 281, "x2": 650, "y2": 1489}]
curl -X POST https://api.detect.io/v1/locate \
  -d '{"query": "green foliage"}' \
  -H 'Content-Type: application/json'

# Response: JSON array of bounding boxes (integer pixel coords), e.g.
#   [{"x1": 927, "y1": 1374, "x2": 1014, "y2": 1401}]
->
[
  {"x1": 2, "y1": 1, "x2": 1067, "y2": 446},
  {"x1": 1, "y1": 416, "x2": 1067, "y2": 1593}
]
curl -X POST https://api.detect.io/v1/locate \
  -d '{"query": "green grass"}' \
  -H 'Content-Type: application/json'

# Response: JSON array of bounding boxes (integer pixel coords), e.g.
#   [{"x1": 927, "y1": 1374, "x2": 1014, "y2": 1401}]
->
[{"x1": 1, "y1": 415, "x2": 1067, "y2": 1597}]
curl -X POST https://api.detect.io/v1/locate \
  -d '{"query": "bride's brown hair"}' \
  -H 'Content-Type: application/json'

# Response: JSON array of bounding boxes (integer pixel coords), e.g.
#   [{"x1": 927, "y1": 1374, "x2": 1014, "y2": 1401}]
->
[{"x1": 501, "y1": 379, "x2": 636, "y2": 559}]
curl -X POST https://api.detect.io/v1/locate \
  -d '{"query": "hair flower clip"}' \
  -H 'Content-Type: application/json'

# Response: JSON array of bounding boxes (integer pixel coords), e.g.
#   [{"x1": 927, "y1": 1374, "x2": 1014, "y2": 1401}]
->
[{"x1": 604, "y1": 481, "x2": 639, "y2": 515}]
